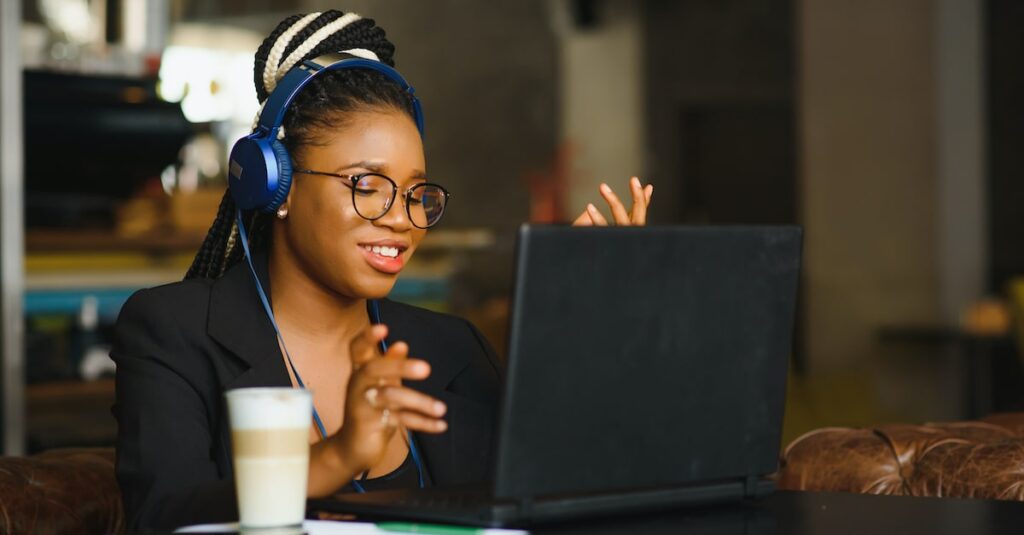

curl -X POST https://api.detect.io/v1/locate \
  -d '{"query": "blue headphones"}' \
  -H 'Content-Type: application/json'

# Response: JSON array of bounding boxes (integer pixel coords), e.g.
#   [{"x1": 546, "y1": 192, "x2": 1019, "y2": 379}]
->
[
  {"x1": 228, "y1": 53, "x2": 425, "y2": 213},
  {"x1": 229, "y1": 53, "x2": 428, "y2": 491}
]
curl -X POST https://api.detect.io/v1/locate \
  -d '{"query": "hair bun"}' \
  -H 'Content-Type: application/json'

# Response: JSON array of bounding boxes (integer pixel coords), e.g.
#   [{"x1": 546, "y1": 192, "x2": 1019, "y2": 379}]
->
[{"x1": 253, "y1": 10, "x2": 397, "y2": 103}]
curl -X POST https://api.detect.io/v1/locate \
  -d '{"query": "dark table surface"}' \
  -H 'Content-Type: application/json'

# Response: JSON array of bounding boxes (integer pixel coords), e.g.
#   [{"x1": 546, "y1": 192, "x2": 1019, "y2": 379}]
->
[
  {"x1": 528, "y1": 490, "x2": 1024, "y2": 534},
  {"x1": 163, "y1": 490, "x2": 1024, "y2": 534}
]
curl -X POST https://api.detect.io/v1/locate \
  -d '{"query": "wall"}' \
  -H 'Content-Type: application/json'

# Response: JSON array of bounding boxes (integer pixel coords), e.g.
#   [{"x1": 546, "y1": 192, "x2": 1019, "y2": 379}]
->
[
  {"x1": 800, "y1": 0, "x2": 942, "y2": 374},
  {"x1": 644, "y1": 0, "x2": 796, "y2": 225},
  {"x1": 552, "y1": 0, "x2": 647, "y2": 217},
  {"x1": 936, "y1": 0, "x2": 986, "y2": 324}
]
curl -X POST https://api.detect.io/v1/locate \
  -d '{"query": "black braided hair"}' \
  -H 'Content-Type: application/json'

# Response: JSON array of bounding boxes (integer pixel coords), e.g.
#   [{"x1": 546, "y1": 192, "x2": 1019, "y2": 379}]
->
[{"x1": 185, "y1": 10, "x2": 416, "y2": 280}]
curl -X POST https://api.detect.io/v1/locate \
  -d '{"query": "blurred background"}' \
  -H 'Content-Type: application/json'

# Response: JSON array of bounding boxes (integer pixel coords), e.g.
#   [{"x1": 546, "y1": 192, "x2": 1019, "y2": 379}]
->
[{"x1": 1, "y1": 0, "x2": 1023, "y2": 457}]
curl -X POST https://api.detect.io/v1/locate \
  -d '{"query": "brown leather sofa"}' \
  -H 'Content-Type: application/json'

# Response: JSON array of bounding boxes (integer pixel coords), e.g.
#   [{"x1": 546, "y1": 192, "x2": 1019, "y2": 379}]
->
[
  {"x1": 778, "y1": 412, "x2": 1024, "y2": 500},
  {"x1": 0, "y1": 448, "x2": 123, "y2": 534}
]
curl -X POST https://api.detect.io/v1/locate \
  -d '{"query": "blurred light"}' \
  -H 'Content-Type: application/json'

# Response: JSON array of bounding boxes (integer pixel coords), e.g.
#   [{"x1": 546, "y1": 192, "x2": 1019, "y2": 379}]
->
[
  {"x1": 39, "y1": 0, "x2": 95, "y2": 45},
  {"x1": 121, "y1": 86, "x2": 146, "y2": 103},
  {"x1": 159, "y1": 45, "x2": 257, "y2": 123},
  {"x1": 123, "y1": 0, "x2": 146, "y2": 52},
  {"x1": 158, "y1": 24, "x2": 261, "y2": 125}
]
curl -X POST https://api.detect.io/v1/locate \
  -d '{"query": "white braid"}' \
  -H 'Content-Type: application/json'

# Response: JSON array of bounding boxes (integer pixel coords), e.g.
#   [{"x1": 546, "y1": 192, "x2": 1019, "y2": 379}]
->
[
  {"x1": 340, "y1": 48, "x2": 380, "y2": 61},
  {"x1": 250, "y1": 101, "x2": 264, "y2": 131},
  {"x1": 263, "y1": 12, "x2": 322, "y2": 96},
  {"x1": 254, "y1": 12, "x2": 376, "y2": 138},
  {"x1": 249, "y1": 100, "x2": 286, "y2": 139},
  {"x1": 276, "y1": 13, "x2": 363, "y2": 83}
]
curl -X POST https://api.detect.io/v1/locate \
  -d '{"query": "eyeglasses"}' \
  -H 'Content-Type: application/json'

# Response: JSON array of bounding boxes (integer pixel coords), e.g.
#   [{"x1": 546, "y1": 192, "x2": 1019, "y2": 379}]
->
[{"x1": 294, "y1": 169, "x2": 450, "y2": 229}]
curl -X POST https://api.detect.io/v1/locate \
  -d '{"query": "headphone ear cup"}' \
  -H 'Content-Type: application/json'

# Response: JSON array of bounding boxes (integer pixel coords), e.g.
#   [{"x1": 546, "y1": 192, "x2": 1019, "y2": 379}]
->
[{"x1": 266, "y1": 140, "x2": 293, "y2": 213}]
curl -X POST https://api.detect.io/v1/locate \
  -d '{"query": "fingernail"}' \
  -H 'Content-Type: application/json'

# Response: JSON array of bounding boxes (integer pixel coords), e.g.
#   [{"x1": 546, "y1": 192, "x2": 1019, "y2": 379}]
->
[
  {"x1": 587, "y1": 203, "x2": 597, "y2": 212},
  {"x1": 437, "y1": 420, "x2": 448, "y2": 432},
  {"x1": 412, "y1": 362, "x2": 429, "y2": 375},
  {"x1": 600, "y1": 183, "x2": 611, "y2": 194},
  {"x1": 631, "y1": 177, "x2": 640, "y2": 188},
  {"x1": 434, "y1": 401, "x2": 447, "y2": 415}
]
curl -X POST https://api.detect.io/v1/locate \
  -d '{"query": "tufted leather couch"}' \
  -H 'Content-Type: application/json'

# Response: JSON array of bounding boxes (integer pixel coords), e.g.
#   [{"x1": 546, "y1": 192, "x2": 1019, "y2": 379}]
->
[
  {"x1": 778, "y1": 412, "x2": 1024, "y2": 500},
  {"x1": 0, "y1": 448, "x2": 123, "y2": 534}
]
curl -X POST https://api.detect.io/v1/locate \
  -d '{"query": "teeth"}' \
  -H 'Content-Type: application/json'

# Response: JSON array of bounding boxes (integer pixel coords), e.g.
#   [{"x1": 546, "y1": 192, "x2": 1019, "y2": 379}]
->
[{"x1": 364, "y1": 245, "x2": 399, "y2": 258}]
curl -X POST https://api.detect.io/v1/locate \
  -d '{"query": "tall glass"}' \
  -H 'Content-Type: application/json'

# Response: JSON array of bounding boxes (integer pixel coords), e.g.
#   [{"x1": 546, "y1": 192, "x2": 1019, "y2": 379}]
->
[{"x1": 226, "y1": 387, "x2": 312, "y2": 528}]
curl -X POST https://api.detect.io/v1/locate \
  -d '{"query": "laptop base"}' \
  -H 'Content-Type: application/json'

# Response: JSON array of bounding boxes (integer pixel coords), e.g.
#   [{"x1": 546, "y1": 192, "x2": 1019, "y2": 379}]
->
[{"x1": 307, "y1": 478, "x2": 775, "y2": 528}]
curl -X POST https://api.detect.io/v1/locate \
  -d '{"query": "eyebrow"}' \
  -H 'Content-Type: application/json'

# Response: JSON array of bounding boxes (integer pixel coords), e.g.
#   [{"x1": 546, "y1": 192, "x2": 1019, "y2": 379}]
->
[{"x1": 333, "y1": 160, "x2": 427, "y2": 180}]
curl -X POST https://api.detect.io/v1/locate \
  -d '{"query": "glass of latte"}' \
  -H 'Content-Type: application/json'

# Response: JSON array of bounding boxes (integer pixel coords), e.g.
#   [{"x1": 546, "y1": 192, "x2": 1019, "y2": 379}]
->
[{"x1": 226, "y1": 387, "x2": 312, "y2": 528}]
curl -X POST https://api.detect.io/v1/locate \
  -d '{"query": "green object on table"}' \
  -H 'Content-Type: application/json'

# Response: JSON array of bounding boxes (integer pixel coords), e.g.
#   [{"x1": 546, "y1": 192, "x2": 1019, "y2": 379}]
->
[{"x1": 376, "y1": 521, "x2": 484, "y2": 534}]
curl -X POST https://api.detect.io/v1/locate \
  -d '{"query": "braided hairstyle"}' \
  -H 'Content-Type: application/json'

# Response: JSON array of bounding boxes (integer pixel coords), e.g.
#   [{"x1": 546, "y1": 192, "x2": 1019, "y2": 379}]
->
[{"x1": 185, "y1": 10, "x2": 418, "y2": 280}]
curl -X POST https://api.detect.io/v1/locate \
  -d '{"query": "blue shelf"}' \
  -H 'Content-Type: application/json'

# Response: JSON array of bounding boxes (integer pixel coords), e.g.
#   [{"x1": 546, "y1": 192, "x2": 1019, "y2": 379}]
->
[{"x1": 25, "y1": 278, "x2": 450, "y2": 322}]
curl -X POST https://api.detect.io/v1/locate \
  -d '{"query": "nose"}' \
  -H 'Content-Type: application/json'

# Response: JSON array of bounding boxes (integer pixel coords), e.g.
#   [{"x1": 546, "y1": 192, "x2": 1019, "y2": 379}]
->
[{"x1": 373, "y1": 191, "x2": 413, "y2": 231}]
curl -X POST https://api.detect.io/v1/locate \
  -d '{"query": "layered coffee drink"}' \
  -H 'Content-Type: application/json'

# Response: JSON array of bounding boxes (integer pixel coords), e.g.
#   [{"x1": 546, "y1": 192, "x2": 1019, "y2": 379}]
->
[{"x1": 226, "y1": 387, "x2": 312, "y2": 528}]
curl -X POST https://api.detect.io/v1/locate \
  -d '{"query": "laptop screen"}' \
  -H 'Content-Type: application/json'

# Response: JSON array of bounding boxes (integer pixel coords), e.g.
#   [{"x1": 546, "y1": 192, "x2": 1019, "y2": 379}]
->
[{"x1": 494, "y1": 225, "x2": 802, "y2": 499}]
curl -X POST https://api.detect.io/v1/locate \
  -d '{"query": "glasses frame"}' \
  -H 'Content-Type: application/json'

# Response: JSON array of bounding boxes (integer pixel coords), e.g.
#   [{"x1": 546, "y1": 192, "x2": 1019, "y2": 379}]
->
[{"x1": 294, "y1": 169, "x2": 451, "y2": 229}]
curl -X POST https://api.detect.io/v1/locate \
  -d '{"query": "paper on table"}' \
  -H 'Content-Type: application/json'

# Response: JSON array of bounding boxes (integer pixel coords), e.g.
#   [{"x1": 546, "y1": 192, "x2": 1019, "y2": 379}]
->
[
  {"x1": 175, "y1": 520, "x2": 378, "y2": 534},
  {"x1": 175, "y1": 520, "x2": 528, "y2": 535}
]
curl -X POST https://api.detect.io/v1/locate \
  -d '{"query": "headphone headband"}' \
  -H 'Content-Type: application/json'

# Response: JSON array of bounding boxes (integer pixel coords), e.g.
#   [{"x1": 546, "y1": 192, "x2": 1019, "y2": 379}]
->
[{"x1": 256, "y1": 54, "x2": 425, "y2": 136}]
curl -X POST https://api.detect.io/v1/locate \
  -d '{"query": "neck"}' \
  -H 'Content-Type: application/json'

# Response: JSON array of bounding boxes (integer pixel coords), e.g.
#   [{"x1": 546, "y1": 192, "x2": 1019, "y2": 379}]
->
[{"x1": 267, "y1": 241, "x2": 371, "y2": 351}]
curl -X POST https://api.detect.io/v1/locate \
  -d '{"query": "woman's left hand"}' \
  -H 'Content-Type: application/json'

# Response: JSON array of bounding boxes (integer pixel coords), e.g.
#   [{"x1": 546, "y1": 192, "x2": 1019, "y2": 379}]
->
[{"x1": 572, "y1": 176, "x2": 653, "y2": 226}]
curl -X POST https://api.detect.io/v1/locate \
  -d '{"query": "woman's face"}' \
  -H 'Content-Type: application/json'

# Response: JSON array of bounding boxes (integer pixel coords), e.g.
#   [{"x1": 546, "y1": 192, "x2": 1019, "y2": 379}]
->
[{"x1": 279, "y1": 107, "x2": 427, "y2": 300}]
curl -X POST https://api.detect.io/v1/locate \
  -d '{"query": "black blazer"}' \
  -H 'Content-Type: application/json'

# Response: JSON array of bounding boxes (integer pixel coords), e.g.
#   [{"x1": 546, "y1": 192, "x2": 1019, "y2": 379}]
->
[{"x1": 111, "y1": 256, "x2": 502, "y2": 530}]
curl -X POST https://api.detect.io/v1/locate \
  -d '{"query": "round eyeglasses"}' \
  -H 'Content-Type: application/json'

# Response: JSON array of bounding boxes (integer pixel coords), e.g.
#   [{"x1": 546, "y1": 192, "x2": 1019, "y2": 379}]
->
[{"x1": 294, "y1": 170, "x2": 450, "y2": 229}]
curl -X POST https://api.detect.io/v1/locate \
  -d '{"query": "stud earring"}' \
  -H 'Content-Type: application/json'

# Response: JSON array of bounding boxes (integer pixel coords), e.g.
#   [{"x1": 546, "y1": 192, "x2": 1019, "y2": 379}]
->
[{"x1": 276, "y1": 206, "x2": 289, "y2": 219}]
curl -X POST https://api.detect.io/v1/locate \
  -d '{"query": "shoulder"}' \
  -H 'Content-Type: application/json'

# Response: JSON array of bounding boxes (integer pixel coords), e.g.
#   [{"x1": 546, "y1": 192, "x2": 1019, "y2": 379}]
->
[
  {"x1": 379, "y1": 299, "x2": 470, "y2": 331},
  {"x1": 117, "y1": 278, "x2": 215, "y2": 330},
  {"x1": 113, "y1": 278, "x2": 216, "y2": 361},
  {"x1": 379, "y1": 300, "x2": 492, "y2": 353},
  {"x1": 379, "y1": 299, "x2": 502, "y2": 392},
  {"x1": 119, "y1": 277, "x2": 215, "y2": 316}
]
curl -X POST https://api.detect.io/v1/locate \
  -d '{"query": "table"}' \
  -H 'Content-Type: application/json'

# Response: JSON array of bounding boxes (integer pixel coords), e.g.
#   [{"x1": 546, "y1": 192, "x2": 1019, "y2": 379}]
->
[
  {"x1": 529, "y1": 491, "x2": 1023, "y2": 534},
  {"x1": 174, "y1": 491, "x2": 1024, "y2": 534}
]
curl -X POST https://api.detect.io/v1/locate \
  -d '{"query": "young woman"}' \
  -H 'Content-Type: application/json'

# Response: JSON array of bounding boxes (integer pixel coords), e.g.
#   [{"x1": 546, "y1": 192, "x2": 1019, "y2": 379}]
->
[{"x1": 112, "y1": 10, "x2": 652, "y2": 530}]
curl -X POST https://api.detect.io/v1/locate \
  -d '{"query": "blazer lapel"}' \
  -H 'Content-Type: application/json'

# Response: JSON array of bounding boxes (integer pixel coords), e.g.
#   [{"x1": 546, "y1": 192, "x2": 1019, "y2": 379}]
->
[{"x1": 207, "y1": 253, "x2": 292, "y2": 391}]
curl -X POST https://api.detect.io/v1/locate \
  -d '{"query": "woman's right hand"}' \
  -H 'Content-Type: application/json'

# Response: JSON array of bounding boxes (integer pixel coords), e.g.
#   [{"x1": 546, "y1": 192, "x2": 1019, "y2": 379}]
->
[{"x1": 331, "y1": 324, "x2": 448, "y2": 474}]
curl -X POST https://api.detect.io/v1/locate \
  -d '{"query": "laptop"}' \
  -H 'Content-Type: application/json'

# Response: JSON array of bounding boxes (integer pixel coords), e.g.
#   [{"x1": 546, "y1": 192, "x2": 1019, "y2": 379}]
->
[{"x1": 309, "y1": 225, "x2": 803, "y2": 527}]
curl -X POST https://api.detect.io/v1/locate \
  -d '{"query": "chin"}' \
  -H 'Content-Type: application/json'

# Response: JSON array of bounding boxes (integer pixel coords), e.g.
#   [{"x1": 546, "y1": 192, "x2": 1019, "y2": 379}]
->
[{"x1": 354, "y1": 276, "x2": 399, "y2": 300}]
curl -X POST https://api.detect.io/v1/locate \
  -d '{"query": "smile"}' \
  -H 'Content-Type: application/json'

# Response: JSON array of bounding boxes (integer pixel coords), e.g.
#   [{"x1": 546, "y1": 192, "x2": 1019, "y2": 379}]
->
[
  {"x1": 363, "y1": 245, "x2": 400, "y2": 258},
  {"x1": 357, "y1": 241, "x2": 410, "y2": 275}
]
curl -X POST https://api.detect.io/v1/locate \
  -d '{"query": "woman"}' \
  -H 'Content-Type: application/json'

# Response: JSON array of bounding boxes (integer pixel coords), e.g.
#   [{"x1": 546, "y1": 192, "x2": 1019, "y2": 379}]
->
[{"x1": 112, "y1": 10, "x2": 652, "y2": 530}]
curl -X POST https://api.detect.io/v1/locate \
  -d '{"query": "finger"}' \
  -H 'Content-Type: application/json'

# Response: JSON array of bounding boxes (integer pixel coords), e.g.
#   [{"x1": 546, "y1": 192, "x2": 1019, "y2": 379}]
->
[
  {"x1": 350, "y1": 324, "x2": 388, "y2": 368},
  {"x1": 356, "y1": 357, "x2": 430, "y2": 389},
  {"x1": 572, "y1": 210, "x2": 594, "y2": 226},
  {"x1": 629, "y1": 177, "x2": 647, "y2": 225},
  {"x1": 397, "y1": 411, "x2": 448, "y2": 434},
  {"x1": 645, "y1": 184, "x2": 654, "y2": 204},
  {"x1": 599, "y1": 183, "x2": 631, "y2": 225},
  {"x1": 379, "y1": 386, "x2": 447, "y2": 418},
  {"x1": 586, "y1": 203, "x2": 609, "y2": 226}
]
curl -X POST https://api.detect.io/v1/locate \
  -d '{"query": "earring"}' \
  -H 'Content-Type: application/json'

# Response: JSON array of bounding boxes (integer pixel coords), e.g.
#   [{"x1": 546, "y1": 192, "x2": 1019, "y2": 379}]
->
[{"x1": 276, "y1": 206, "x2": 289, "y2": 219}]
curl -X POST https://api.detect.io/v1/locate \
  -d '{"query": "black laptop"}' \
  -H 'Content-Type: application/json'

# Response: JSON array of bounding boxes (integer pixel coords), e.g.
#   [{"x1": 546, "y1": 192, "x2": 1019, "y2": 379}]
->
[{"x1": 309, "y1": 225, "x2": 803, "y2": 527}]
